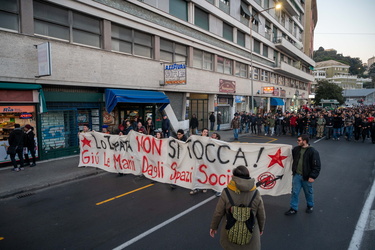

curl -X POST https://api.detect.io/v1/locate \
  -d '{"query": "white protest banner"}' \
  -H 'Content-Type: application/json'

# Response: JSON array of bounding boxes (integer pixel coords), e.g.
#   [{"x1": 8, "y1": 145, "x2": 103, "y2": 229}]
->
[{"x1": 79, "y1": 131, "x2": 293, "y2": 196}]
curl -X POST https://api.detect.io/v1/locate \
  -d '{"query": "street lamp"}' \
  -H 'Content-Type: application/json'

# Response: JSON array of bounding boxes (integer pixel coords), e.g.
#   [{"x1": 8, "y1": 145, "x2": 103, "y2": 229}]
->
[{"x1": 250, "y1": 3, "x2": 282, "y2": 113}]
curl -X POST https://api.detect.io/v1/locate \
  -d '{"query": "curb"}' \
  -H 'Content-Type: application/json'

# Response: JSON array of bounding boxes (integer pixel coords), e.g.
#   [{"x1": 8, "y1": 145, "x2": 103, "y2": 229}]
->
[{"x1": 0, "y1": 169, "x2": 105, "y2": 199}]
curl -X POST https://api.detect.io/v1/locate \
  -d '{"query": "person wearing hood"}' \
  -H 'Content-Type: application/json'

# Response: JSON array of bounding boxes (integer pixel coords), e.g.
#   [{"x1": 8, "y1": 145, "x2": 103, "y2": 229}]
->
[
  {"x1": 23, "y1": 124, "x2": 36, "y2": 167},
  {"x1": 8, "y1": 124, "x2": 24, "y2": 172},
  {"x1": 210, "y1": 166, "x2": 266, "y2": 249}
]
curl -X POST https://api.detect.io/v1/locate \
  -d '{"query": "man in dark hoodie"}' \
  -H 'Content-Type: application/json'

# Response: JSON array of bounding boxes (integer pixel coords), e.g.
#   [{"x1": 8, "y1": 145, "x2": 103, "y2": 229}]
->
[
  {"x1": 8, "y1": 124, "x2": 24, "y2": 172},
  {"x1": 285, "y1": 134, "x2": 321, "y2": 215}
]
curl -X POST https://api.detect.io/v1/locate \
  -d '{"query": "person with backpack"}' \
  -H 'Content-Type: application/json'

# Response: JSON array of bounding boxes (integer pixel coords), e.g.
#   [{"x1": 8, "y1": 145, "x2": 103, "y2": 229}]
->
[{"x1": 210, "y1": 166, "x2": 266, "y2": 249}]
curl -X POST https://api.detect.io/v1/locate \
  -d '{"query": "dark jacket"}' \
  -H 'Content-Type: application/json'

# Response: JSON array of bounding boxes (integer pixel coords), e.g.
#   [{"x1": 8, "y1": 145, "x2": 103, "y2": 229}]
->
[
  {"x1": 24, "y1": 129, "x2": 36, "y2": 149},
  {"x1": 9, "y1": 128, "x2": 24, "y2": 148},
  {"x1": 189, "y1": 117, "x2": 199, "y2": 129},
  {"x1": 292, "y1": 146, "x2": 321, "y2": 181},
  {"x1": 162, "y1": 118, "x2": 170, "y2": 131},
  {"x1": 217, "y1": 114, "x2": 222, "y2": 125}
]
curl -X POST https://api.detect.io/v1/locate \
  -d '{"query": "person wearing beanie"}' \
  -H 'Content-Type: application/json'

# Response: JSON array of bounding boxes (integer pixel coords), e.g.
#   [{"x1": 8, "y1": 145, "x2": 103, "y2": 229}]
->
[
  {"x1": 8, "y1": 124, "x2": 25, "y2": 171},
  {"x1": 210, "y1": 166, "x2": 266, "y2": 249},
  {"x1": 23, "y1": 124, "x2": 36, "y2": 167}
]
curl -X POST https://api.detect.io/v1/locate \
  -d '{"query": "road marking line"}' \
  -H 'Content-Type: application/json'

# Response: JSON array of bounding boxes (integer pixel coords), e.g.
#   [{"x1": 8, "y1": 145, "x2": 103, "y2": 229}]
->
[
  {"x1": 348, "y1": 177, "x2": 375, "y2": 250},
  {"x1": 112, "y1": 196, "x2": 216, "y2": 249},
  {"x1": 96, "y1": 184, "x2": 154, "y2": 206},
  {"x1": 314, "y1": 136, "x2": 325, "y2": 143},
  {"x1": 365, "y1": 210, "x2": 375, "y2": 231}
]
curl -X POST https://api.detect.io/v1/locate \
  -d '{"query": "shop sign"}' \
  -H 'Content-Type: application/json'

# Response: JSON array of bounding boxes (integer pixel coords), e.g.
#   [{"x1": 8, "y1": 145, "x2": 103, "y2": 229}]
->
[
  {"x1": 0, "y1": 106, "x2": 35, "y2": 113},
  {"x1": 164, "y1": 63, "x2": 187, "y2": 84},
  {"x1": 37, "y1": 42, "x2": 52, "y2": 77},
  {"x1": 280, "y1": 89, "x2": 286, "y2": 97},
  {"x1": 219, "y1": 79, "x2": 236, "y2": 93},
  {"x1": 262, "y1": 86, "x2": 274, "y2": 94},
  {"x1": 20, "y1": 113, "x2": 33, "y2": 119}
]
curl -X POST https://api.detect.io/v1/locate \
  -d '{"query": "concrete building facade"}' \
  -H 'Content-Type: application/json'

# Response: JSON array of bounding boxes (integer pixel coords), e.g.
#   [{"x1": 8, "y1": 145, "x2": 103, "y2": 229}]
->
[{"x1": 0, "y1": 0, "x2": 316, "y2": 161}]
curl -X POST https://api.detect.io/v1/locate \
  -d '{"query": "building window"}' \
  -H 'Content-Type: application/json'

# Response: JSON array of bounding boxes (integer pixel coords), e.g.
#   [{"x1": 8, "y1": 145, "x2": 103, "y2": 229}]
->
[
  {"x1": 223, "y1": 22, "x2": 233, "y2": 42},
  {"x1": 193, "y1": 49, "x2": 213, "y2": 71},
  {"x1": 112, "y1": 24, "x2": 153, "y2": 58},
  {"x1": 261, "y1": 70, "x2": 269, "y2": 82},
  {"x1": 0, "y1": 0, "x2": 19, "y2": 31},
  {"x1": 235, "y1": 62, "x2": 247, "y2": 78},
  {"x1": 237, "y1": 30, "x2": 245, "y2": 47},
  {"x1": 278, "y1": 75, "x2": 284, "y2": 85},
  {"x1": 265, "y1": 20, "x2": 271, "y2": 40},
  {"x1": 219, "y1": 0, "x2": 230, "y2": 14},
  {"x1": 195, "y1": 7, "x2": 209, "y2": 30},
  {"x1": 263, "y1": 45, "x2": 269, "y2": 58},
  {"x1": 253, "y1": 39, "x2": 261, "y2": 54},
  {"x1": 217, "y1": 56, "x2": 232, "y2": 75},
  {"x1": 160, "y1": 38, "x2": 187, "y2": 63},
  {"x1": 170, "y1": 0, "x2": 188, "y2": 21},
  {"x1": 34, "y1": 1, "x2": 101, "y2": 48},
  {"x1": 270, "y1": 73, "x2": 276, "y2": 84},
  {"x1": 72, "y1": 12, "x2": 101, "y2": 48},
  {"x1": 34, "y1": 1, "x2": 69, "y2": 41},
  {"x1": 253, "y1": 67, "x2": 259, "y2": 80}
]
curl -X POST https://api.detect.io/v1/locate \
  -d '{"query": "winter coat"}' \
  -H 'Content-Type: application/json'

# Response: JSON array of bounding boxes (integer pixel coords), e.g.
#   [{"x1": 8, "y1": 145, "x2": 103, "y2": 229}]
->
[
  {"x1": 292, "y1": 146, "x2": 321, "y2": 181},
  {"x1": 210, "y1": 176, "x2": 266, "y2": 250},
  {"x1": 209, "y1": 114, "x2": 215, "y2": 122},
  {"x1": 231, "y1": 118, "x2": 240, "y2": 129},
  {"x1": 332, "y1": 116, "x2": 342, "y2": 128},
  {"x1": 217, "y1": 114, "x2": 222, "y2": 125},
  {"x1": 162, "y1": 118, "x2": 170, "y2": 131},
  {"x1": 24, "y1": 129, "x2": 36, "y2": 149},
  {"x1": 8, "y1": 128, "x2": 24, "y2": 151},
  {"x1": 190, "y1": 117, "x2": 199, "y2": 129}
]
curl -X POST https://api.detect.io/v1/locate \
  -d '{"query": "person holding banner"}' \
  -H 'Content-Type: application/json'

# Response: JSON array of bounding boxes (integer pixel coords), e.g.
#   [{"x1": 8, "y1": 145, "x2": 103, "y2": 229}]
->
[
  {"x1": 285, "y1": 134, "x2": 321, "y2": 215},
  {"x1": 210, "y1": 165, "x2": 266, "y2": 249}
]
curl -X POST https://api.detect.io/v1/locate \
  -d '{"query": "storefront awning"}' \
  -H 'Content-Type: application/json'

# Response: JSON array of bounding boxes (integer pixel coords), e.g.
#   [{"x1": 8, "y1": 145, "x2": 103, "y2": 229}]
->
[
  {"x1": 0, "y1": 82, "x2": 48, "y2": 113},
  {"x1": 270, "y1": 97, "x2": 284, "y2": 106},
  {"x1": 105, "y1": 89, "x2": 170, "y2": 113}
]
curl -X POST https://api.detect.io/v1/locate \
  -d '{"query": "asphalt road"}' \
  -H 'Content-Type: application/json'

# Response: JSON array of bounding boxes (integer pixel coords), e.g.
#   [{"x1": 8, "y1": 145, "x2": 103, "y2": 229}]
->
[{"x1": 0, "y1": 135, "x2": 374, "y2": 250}]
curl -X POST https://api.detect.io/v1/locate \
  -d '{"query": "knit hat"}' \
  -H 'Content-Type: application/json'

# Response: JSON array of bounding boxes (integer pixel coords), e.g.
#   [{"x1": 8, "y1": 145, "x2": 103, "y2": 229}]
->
[{"x1": 25, "y1": 124, "x2": 32, "y2": 130}]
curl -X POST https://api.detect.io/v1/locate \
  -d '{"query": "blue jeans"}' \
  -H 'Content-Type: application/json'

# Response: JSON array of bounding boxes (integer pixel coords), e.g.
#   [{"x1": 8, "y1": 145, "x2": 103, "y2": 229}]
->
[
  {"x1": 346, "y1": 126, "x2": 353, "y2": 140},
  {"x1": 264, "y1": 126, "x2": 269, "y2": 135},
  {"x1": 290, "y1": 174, "x2": 314, "y2": 210},
  {"x1": 333, "y1": 128, "x2": 340, "y2": 139},
  {"x1": 308, "y1": 127, "x2": 316, "y2": 137},
  {"x1": 233, "y1": 128, "x2": 239, "y2": 139},
  {"x1": 217, "y1": 124, "x2": 221, "y2": 131}
]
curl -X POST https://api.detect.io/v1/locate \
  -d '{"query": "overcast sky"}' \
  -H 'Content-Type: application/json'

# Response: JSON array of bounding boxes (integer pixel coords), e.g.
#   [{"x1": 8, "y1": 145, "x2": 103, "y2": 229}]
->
[{"x1": 314, "y1": 0, "x2": 375, "y2": 64}]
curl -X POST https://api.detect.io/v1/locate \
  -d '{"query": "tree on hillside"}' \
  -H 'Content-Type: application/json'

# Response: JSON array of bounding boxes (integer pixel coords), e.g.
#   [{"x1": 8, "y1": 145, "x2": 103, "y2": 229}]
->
[
  {"x1": 314, "y1": 80, "x2": 344, "y2": 105},
  {"x1": 313, "y1": 47, "x2": 365, "y2": 75}
]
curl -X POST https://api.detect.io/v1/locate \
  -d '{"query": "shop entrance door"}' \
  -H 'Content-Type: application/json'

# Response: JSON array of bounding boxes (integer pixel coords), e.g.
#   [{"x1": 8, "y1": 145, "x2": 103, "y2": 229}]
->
[{"x1": 190, "y1": 99, "x2": 208, "y2": 131}]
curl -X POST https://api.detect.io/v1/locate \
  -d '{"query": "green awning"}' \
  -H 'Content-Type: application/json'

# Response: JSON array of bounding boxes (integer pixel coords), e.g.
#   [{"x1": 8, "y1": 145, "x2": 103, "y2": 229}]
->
[
  {"x1": 0, "y1": 83, "x2": 48, "y2": 113},
  {"x1": 240, "y1": 2, "x2": 252, "y2": 18}
]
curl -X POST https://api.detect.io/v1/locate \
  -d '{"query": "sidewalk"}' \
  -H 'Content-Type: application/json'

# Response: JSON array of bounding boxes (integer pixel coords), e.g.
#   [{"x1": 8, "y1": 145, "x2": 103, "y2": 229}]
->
[{"x1": 0, "y1": 129, "x2": 241, "y2": 199}]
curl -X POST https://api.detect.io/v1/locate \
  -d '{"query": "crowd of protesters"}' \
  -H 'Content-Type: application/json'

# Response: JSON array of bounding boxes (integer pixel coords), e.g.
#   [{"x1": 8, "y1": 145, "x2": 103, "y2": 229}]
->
[{"x1": 230, "y1": 105, "x2": 375, "y2": 144}]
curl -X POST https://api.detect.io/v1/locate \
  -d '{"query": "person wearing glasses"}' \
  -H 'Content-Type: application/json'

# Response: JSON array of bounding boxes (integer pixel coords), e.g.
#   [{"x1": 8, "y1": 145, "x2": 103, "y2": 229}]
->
[{"x1": 285, "y1": 134, "x2": 321, "y2": 215}]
